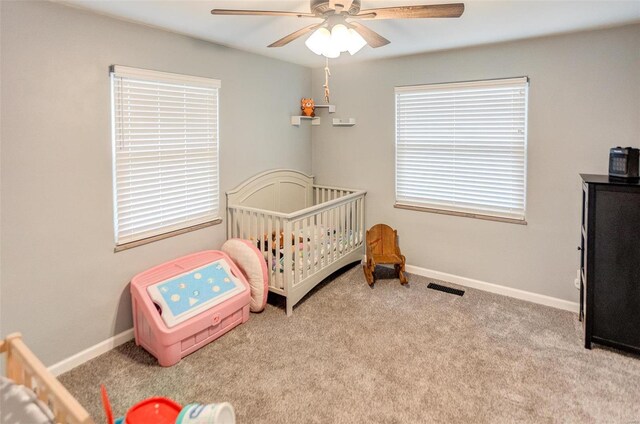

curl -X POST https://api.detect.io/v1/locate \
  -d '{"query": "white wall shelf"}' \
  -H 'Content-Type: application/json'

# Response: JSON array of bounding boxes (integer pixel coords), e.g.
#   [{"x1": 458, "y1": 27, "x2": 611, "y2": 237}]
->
[
  {"x1": 291, "y1": 116, "x2": 320, "y2": 126},
  {"x1": 290, "y1": 105, "x2": 336, "y2": 126},
  {"x1": 314, "y1": 104, "x2": 336, "y2": 113},
  {"x1": 332, "y1": 118, "x2": 356, "y2": 127}
]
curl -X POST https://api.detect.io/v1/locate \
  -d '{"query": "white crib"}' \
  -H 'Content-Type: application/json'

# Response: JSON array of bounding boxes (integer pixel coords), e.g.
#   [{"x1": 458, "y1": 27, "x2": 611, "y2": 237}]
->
[{"x1": 227, "y1": 169, "x2": 366, "y2": 316}]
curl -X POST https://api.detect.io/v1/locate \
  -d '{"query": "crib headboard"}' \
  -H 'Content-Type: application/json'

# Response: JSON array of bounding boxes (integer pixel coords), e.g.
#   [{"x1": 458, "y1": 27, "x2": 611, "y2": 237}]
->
[{"x1": 226, "y1": 169, "x2": 314, "y2": 213}]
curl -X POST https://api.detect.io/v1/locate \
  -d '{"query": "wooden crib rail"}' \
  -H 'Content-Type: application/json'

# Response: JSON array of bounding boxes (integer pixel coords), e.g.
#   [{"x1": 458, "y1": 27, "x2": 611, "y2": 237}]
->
[{"x1": 2, "y1": 333, "x2": 94, "y2": 424}]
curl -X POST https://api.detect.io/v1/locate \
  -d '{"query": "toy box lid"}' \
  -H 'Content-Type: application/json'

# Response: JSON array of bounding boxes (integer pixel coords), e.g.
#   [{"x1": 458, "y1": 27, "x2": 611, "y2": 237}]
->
[{"x1": 146, "y1": 259, "x2": 246, "y2": 328}]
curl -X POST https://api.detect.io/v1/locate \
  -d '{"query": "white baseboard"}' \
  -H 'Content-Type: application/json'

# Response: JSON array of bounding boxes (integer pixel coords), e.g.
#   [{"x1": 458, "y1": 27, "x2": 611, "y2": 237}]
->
[
  {"x1": 47, "y1": 264, "x2": 578, "y2": 375},
  {"x1": 48, "y1": 329, "x2": 134, "y2": 376},
  {"x1": 405, "y1": 264, "x2": 580, "y2": 313}
]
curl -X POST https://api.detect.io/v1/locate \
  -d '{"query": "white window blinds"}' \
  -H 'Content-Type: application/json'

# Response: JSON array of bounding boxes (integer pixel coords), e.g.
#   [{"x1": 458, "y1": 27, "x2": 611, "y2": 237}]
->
[
  {"x1": 395, "y1": 77, "x2": 528, "y2": 222},
  {"x1": 111, "y1": 65, "x2": 221, "y2": 246}
]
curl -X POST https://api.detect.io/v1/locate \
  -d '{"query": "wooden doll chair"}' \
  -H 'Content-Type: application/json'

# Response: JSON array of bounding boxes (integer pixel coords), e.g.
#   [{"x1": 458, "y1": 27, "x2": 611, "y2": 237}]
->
[{"x1": 363, "y1": 224, "x2": 407, "y2": 286}]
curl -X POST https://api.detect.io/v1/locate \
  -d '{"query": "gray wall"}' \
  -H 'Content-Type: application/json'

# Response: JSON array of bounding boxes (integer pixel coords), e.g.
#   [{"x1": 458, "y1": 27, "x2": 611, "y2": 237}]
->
[
  {"x1": 0, "y1": 1, "x2": 311, "y2": 365},
  {"x1": 311, "y1": 24, "x2": 640, "y2": 303}
]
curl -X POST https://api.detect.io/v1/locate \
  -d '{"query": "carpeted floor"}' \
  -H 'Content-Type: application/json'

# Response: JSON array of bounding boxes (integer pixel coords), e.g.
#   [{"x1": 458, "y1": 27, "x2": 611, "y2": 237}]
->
[{"x1": 59, "y1": 265, "x2": 640, "y2": 423}]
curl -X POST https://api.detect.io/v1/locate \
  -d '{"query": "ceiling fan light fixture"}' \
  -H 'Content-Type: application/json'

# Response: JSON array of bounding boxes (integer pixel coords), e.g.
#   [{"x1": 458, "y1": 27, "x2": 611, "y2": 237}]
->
[
  {"x1": 306, "y1": 23, "x2": 369, "y2": 58},
  {"x1": 305, "y1": 27, "x2": 331, "y2": 55},
  {"x1": 330, "y1": 24, "x2": 351, "y2": 52},
  {"x1": 347, "y1": 28, "x2": 367, "y2": 55},
  {"x1": 323, "y1": 43, "x2": 341, "y2": 59}
]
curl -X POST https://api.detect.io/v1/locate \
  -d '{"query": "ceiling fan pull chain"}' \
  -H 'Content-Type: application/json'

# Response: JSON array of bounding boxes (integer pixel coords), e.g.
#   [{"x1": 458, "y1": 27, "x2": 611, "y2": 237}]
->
[{"x1": 324, "y1": 57, "x2": 331, "y2": 104}]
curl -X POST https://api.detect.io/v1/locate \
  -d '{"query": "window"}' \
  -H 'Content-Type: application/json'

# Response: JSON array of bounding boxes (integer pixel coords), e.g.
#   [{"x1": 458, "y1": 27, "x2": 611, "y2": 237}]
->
[
  {"x1": 111, "y1": 66, "x2": 220, "y2": 249},
  {"x1": 395, "y1": 77, "x2": 528, "y2": 223}
]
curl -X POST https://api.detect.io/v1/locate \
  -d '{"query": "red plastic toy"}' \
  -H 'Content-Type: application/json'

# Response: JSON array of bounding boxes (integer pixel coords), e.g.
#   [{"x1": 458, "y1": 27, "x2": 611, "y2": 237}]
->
[{"x1": 101, "y1": 385, "x2": 182, "y2": 424}]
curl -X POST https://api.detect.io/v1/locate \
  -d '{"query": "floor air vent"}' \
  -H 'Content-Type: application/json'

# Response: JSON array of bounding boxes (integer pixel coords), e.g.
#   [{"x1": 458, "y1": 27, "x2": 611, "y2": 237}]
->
[{"x1": 427, "y1": 283, "x2": 465, "y2": 297}]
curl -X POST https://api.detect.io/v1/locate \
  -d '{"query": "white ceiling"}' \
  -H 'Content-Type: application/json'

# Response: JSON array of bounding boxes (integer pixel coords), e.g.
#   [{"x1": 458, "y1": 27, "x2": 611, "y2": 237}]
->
[{"x1": 58, "y1": 0, "x2": 640, "y2": 68}]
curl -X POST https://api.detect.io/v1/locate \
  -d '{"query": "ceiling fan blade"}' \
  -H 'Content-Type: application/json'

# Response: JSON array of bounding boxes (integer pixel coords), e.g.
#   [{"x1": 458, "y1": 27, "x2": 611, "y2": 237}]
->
[
  {"x1": 356, "y1": 3, "x2": 465, "y2": 19},
  {"x1": 349, "y1": 22, "x2": 390, "y2": 48},
  {"x1": 268, "y1": 24, "x2": 323, "y2": 48},
  {"x1": 211, "y1": 9, "x2": 317, "y2": 18},
  {"x1": 347, "y1": 13, "x2": 378, "y2": 20}
]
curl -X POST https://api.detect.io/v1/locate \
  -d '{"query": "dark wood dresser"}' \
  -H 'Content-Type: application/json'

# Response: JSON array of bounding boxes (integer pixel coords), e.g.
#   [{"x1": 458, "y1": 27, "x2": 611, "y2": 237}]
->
[{"x1": 580, "y1": 174, "x2": 640, "y2": 354}]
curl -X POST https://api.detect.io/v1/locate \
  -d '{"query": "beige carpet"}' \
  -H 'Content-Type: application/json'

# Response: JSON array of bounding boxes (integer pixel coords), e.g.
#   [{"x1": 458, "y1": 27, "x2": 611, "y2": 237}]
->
[{"x1": 59, "y1": 265, "x2": 640, "y2": 423}]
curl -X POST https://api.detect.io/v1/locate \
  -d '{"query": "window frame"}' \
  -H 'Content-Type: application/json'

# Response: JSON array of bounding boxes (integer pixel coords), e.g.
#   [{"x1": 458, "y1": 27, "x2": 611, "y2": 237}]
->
[
  {"x1": 394, "y1": 77, "x2": 529, "y2": 224},
  {"x1": 110, "y1": 65, "x2": 222, "y2": 251}
]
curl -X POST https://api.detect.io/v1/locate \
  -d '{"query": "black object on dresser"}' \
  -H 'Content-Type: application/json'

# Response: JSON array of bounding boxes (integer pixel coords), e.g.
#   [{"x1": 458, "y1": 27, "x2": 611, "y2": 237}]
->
[{"x1": 580, "y1": 174, "x2": 640, "y2": 355}]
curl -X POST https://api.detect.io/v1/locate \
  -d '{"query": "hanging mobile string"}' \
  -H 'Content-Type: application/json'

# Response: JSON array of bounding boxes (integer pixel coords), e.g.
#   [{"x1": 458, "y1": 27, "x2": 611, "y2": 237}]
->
[{"x1": 323, "y1": 57, "x2": 331, "y2": 104}]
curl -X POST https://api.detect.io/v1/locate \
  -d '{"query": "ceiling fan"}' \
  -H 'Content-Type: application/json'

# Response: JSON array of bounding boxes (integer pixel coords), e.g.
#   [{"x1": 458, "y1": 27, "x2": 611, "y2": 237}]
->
[{"x1": 211, "y1": 0, "x2": 465, "y2": 57}]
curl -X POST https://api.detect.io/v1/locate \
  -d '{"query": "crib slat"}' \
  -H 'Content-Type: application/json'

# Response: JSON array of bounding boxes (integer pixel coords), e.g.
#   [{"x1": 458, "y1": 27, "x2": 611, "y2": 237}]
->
[
  {"x1": 347, "y1": 201, "x2": 352, "y2": 253},
  {"x1": 311, "y1": 214, "x2": 318, "y2": 274},
  {"x1": 283, "y1": 217, "x2": 290, "y2": 291},
  {"x1": 278, "y1": 218, "x2": 284, "y2": 290},
  {"x1": 253, "y1": 211, "x2": 258, "y2": 243},
  {"x1": 346, "y1": 203, "x2": 350, "y2": 252},
  {"x1": 341, "y1": 204, "x2": 346, "y2": 257},
  {"x1": 254, "y1": 212, "x2": 259, "y2": 244},
  {"x1": 335, "y1": 204, "x2": 341, "y2": 260},
  {"x1": 301, "y1": 219, "x2": 306, "y2": 282},
  {"x1": 307, "y1": 216, "x2": 313, "y2": 275},
  {"x1": 331, "y1": 205, "x2": 337, "y2": 264},
  {"x1": 54, "y1": 407, "x2": 67, "y2": 424},
  {"x1": 278, "y1": 216, "x2": 283, "y2": 290},
  {"x1": 292, "y1": 219, "x2": 296, "y2": 288},
  {"x1": 233, "y1": 208, "x2": 238, "y2": 238},
  {"x1": 356, "y1": 198, "x2": 362, "y2": 245},
  {"x1": 351, "y1": 200, "x2": 357, "y2": 248},
  {"x1": 311, "y1": 215, "x2": 316, "y2": 274},
  {"x1": 247, "y1": 210, "x2": 251, "y2": 240},
  {"x1": 274, "y1": 217, "x2": 281, "y2": 289},
  {"x1": 237, "y1": 209, "x2": 241, "y2": 239},
  {"x1": 259, "y1": 212, "x2": 265, "y2": 252},
  {"x1": 283, "y1": 219, "x2": 291, "y2": 293},
  {"x1": 37, "y1": 386, "x2": 48, "y2": 403},
  {"x1": 318, "y1": 211, "x2": 327, "y2": 269},
  {"x1": 351, "y1": 200, "x2": 356, "y2": 250},
  {"x1": 345, "y1": 201, "x2": 351, "y2": 253},
  {"x1": 292, "y1": 220, "x2": 298, "y2": 284},
  {"x1": 23, "y1": 369, "x2": 33, "y2": 390},
  {"x1": 298, "y1": 219, "x2": 304, "y2": 283},
  {"x1": 267, "y1": 215, "x2": 273, "y2": 288},
  {"x1": 360, "y1": 196, "x2": 365, "y2": 246},
  {"x1": 242, "y1": 210, "x2": 247, "y2": 240},
  {"x1": 242, "y1": 209, "x2": 247, "y2": 239}
]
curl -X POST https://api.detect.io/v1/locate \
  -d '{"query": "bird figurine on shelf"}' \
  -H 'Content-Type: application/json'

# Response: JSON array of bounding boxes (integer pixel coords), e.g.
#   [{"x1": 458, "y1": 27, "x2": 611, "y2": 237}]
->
[{"x1": 301, "y1": 98, "x2": 315, "y2": 117}]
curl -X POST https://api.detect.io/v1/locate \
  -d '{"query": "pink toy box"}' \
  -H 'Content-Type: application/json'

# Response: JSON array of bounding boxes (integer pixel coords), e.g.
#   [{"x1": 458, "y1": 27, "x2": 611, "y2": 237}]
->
[{"x1": 131, "y1": 250, "x2": 250, "y2": 366}]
